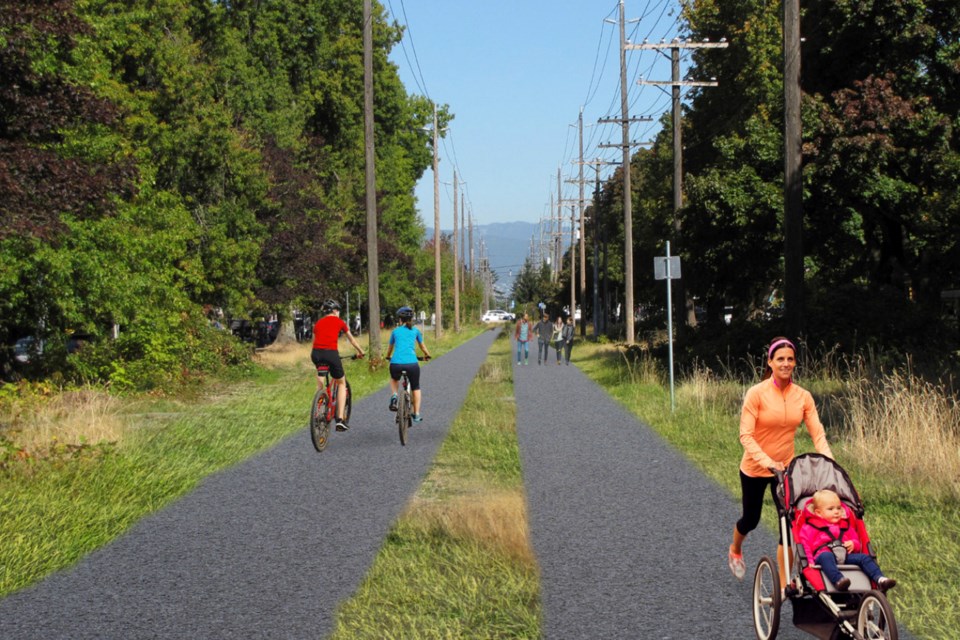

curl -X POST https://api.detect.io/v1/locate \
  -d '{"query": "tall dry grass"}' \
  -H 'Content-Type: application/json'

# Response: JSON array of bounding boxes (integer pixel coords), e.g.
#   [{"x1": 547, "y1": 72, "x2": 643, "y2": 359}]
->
[
  {"x1": 1, "y1": 387, "x2": 124, "y2": 453},
  {"x1": 407, "y1": 492, "x2": 536, "y2": 568},
  {"x1": 842, "y1": 369, "x2": 960, "y2": 500}
]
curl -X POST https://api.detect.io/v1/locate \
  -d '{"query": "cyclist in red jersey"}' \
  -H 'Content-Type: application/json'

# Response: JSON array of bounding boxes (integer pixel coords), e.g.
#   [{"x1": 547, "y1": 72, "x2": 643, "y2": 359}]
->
[{"x1": 311, "y1": 299, "x2": 364, "y2": 431}]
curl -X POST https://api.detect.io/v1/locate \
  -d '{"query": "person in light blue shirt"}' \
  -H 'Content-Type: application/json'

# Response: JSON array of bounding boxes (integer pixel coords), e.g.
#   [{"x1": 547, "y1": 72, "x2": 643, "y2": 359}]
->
[
  {"x1": 386, "y1": 306, "x2": 432, "y2": 422},
  {"x1": 514, "y1": 312, "x2": 532, "y2": 365}
]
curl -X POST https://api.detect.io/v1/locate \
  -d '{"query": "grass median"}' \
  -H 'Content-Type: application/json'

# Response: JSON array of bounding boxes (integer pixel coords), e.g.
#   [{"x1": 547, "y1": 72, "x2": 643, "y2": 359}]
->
[
  {"x1": 0, "y1": 326, "x2": 483, "y2": 597},
  {"x1": 572, "y1": 340, "x2": 959, "y2": 640},
  {"x1": 329, "y1": 331, "x2": 541, "y2": 639}
]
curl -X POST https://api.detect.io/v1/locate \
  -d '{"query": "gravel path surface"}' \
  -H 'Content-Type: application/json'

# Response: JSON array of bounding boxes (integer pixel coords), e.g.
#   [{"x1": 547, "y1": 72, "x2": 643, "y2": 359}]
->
[
  {"x1": 0, "y1": 329, "x2": 499, "y2": 640},
  {"x1": 512, "y1": 347, "x2": 912, "y2": 640}
]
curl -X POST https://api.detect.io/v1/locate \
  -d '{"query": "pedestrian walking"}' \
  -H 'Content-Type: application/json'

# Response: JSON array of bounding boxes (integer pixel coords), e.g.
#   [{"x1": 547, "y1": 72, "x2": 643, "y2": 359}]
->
[
  {"x1": 534, "y1": 313, "x2": 553, "y2": 365},
  {"x1": 551, "y1": 316, "x2": 564, "y2": 365},
  {"x1": 561, "y1": 316, "x2": 575, "y2": 365},
  {"x1": 514, "y1": 312, "x2": 533, "y2": 365}
]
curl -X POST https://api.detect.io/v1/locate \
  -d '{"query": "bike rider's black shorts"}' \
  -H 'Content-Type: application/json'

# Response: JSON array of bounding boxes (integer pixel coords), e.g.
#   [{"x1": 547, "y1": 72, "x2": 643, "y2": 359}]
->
[
  {"x1": 389, "y1": 362, "x2": 421, "y2": 391},
  {"x1": 311, "y1": 349, "x2": 345, "y2": 379}
]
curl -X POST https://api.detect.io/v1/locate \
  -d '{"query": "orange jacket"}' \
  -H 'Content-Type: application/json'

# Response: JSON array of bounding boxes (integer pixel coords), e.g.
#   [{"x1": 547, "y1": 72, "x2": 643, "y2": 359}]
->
[{"x1": 739, "y1": 378, "x2": 833, "y2": 477}]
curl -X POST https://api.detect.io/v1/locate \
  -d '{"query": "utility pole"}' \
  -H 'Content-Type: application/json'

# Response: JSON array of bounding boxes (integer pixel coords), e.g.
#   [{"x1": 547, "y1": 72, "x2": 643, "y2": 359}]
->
[
  {"x1": 634, "y1": 37, "x2": 728, "y2": 328},
  {"x1": 570, "y1": 202, "x2": 576, "y2": 320},
  {"x1": 783, "y1": 0, "x2": 804, "y2": 335},
  {"x1": 362, "y1": 0, "x2": 381, "y2": 358},
  {"x1": 556, "y1": 167, "x2": 563, "y2": 283},
  {"x1": 432, "y1": 105, "x2": 442, "y2": 339},
  {"x1": 618, "y1": 0, "x2": 634, "y2": 344},
  {"x1": 461, "y1": 195, "x2": 466, "y2": 295},
  {"x1": 578, "y1": 108, "x2": 586, "y2": 335},
  {"x1": 582, "y1": 159, "x2": 619, "y2": 338},
  {"x1": 453, "y1": 170, "x2": 460, "y2": 332},
  {"x1": 469, "y1": 213, "x2": 475, "y2": 288}
]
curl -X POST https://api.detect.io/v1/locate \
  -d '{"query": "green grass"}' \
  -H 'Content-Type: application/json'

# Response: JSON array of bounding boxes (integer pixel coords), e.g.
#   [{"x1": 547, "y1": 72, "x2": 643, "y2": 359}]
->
[
  {"x1": 330, "y1": 332, "x2": 541, "y2": 639},
  {"x1": 0, "y1": 327, "x2": 484, "y2": 597},
  {"x1": 573, "y1": 341, "x2": 959, "y2": 640}
]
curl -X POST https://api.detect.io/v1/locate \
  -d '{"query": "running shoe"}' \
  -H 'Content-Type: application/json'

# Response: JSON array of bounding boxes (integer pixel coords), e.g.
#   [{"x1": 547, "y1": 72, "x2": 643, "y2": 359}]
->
[
  {"x1": 412, "y1": 413, "x2": 423, "y2": 423},
  {"x1": 389, "y1": 394, "x2": 398, "y2": 412},
  {"x1": 728, "y1": 549, "x2": 746, "y2": 580},
  {"x1": 335, "y1": 419, "x2": 349, "y2": 432}
]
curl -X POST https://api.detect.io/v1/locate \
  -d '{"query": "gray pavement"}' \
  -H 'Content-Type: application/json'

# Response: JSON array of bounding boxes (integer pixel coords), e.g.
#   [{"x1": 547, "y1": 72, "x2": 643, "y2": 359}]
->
[
  {"x1": 512, "y1": 343, "x2": 911, "y2": 640},
  {"x1": 0, "y1": 329, "x2": 500, "y2": 640}
]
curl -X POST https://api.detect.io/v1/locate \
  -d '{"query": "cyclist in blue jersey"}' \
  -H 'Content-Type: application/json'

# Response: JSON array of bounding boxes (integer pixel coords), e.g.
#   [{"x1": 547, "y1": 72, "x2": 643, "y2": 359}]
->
[{"x1": 386, "y1": 306, "x2": 432, "y2": 422}]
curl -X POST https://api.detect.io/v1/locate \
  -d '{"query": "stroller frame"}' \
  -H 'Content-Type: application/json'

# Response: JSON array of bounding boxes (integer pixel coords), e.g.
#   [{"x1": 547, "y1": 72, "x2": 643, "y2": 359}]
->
[{"x1": 751, "y1": 453, "x2": 898, "y2": 640}]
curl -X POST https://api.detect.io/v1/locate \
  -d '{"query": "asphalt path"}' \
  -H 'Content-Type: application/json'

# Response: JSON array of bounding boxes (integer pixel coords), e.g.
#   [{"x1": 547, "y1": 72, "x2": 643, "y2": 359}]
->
[
  {"x1": 0, "y1": 329, "x2": 500, "y2": 640},
  {"x1": 512, "y1": 343, "x2": 913, "y2": 640}
]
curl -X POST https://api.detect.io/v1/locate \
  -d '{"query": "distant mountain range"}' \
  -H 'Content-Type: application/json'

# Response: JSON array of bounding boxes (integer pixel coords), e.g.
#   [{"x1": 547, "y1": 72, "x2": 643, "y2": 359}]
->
[{"x1": 424, "y1": 221, "x2": 537, "y2": 297}]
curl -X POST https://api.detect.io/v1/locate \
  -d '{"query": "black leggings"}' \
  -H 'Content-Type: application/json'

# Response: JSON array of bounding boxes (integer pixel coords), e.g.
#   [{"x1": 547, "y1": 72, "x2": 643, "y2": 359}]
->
[{"x1": 736, "y1": 471, "x2": 777, "y2": 536}]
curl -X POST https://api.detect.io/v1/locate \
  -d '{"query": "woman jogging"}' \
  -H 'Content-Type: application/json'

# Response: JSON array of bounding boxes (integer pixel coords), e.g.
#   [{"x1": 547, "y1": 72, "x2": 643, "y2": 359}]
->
[
  {"x1": 386, "y1": 306, "x2": 432, "y2": 423},
  {"x1": 728, "y1": 337, "x2": 834, "y2": 581}
]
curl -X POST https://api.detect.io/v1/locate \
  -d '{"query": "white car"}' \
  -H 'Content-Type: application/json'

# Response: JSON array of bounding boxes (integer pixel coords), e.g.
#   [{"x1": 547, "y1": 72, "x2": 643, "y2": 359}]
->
[{"x1": 481, "y1": 310, "x2": 512, "y2": 323}]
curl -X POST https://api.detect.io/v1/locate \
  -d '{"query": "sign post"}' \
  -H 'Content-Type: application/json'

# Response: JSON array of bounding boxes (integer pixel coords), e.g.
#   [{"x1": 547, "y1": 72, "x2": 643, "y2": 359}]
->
[{"x1": 654, "y1": 242, "x2": 682, "y2": 411}]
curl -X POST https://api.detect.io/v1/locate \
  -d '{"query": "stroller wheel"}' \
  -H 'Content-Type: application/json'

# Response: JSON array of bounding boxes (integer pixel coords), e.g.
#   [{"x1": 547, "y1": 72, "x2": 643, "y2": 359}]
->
[
  {"x1": 857, "y1": 591, "x2": 898, "y2": 640},
  {"x1": 752, "y1": 556, "x2": 782, "y2": 640}
]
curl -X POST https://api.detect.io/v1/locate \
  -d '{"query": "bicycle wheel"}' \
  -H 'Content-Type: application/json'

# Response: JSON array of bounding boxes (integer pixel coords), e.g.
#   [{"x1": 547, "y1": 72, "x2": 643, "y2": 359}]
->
[
  {"x1": 752, "y1": 556, "x2": 782, "y2": 640},
  {"x1": 310, "y1": 389, "x2": 330, "y2": 452},
  {"x1": 397, "y1": 390, "x2": 410, "y2": 446},
  {"x1": 857, "y1": 591, "x2": 898, "y2": 640}
]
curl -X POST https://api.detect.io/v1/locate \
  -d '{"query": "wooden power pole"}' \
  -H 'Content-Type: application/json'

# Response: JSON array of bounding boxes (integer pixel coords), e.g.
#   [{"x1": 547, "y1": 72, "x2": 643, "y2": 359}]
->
[
  {"x1": 363, "y1": 0, "x2": 381, "y2": 358},
  {"x1": 634, "y1": 38, "x2": 728, "y2": 329},
  {"x1": 453, "y1": 171, "x2": 460, "y2": 332},
  {"x1": 783, "y1": 0, "x2": 804, "y2": 336},
  {"x1": 432, "y1": 106, "x2": 442, "y2": 339}
]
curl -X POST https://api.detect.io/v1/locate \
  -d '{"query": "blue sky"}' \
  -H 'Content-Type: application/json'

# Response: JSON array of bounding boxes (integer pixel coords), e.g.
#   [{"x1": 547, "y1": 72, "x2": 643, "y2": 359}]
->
[{"x1": 385, "y1": 0, "x2": 686, "y2": 227}]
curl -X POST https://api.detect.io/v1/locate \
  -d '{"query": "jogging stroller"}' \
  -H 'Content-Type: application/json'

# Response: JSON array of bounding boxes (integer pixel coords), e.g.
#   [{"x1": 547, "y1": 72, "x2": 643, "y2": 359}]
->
[{"x1": 751, "y1": 453, "x2": 898, "y2": 640}]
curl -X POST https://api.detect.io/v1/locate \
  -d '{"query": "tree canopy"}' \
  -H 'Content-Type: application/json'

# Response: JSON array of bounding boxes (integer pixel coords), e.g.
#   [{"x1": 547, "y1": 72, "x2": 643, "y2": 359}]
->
[{"x1": 0, "y1": 0, "x2": 460, "y2": 387}]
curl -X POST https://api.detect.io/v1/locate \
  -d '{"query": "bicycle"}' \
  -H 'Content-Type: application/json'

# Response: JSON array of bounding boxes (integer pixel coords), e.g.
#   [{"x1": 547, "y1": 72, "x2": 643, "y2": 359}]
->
[
  {"x1": 310, "y1": 355, "x2": 357, "y2": 452},
  {"x1": 395, "y1": 356, "x2": 428, "y2": 446}
]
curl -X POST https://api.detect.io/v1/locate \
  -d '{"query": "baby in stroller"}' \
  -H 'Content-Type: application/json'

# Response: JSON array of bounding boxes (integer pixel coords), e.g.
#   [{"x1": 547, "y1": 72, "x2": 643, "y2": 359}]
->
[
  {"x1": 796, "y1": 489, "x2": 896, "y2": 593},
  {"x1": 752, "y1": 453, "x2": 900, "y2": 640}
]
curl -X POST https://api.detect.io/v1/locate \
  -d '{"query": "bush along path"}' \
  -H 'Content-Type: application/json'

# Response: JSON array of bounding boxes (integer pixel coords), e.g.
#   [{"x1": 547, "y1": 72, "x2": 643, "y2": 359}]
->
[
  {"x1": 510, "y1": 341, "x2": 916, "y2": 640},
  {"x1": 0, "y1": 329, "x2": 499, "y2": 639}
]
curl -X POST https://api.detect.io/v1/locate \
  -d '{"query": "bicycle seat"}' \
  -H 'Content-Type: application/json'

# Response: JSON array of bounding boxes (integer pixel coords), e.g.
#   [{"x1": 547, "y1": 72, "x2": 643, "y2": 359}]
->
[{"x1": 316, "y1": 365, "x2": 330, "y2": 373}]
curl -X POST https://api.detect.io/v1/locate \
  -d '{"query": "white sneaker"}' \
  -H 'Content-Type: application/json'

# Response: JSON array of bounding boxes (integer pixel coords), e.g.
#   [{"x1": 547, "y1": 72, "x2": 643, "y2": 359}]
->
[{"x1": 728, "y1": 549, "x2": 746, "y2": 580}]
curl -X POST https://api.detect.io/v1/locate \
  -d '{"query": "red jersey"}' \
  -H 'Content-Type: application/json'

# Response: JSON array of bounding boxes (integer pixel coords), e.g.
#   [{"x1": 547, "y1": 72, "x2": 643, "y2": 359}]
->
[{"x1": 312, "y1": 315, "x2": 349, "y2": 350}]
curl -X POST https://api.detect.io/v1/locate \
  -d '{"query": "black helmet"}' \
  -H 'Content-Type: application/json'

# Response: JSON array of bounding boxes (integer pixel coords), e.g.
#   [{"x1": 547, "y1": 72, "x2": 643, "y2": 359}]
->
[
  {"x1": 321, "y1": 299, "x2": 341, "y2": 313},
  {"x1": 397, "y1": 306, "x2": 415, "y2": 321}
]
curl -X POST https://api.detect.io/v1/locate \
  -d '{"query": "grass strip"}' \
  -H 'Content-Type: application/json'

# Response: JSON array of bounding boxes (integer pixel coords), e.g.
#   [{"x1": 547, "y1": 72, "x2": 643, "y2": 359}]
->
[
  {"x1": 573, "y1": 341, "x2": 958, "y2": 640},
  {"x1": 329, "y1": 331, "x2": 541, "y2": 640},
  {"x1": 0, "y1": 327, "x2": 483, "y2": 597}
]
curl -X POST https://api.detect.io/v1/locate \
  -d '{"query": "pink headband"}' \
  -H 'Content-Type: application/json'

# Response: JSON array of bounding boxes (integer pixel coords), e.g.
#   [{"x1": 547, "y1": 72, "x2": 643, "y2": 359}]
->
[{"x1": 768, "y1": 339, "x2": 796, "y2": 359}]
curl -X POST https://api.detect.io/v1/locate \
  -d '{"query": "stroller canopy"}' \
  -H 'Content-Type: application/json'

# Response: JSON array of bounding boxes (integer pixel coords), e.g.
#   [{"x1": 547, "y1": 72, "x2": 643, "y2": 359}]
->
[{"x1": 779, "y1": 453, "x2": 865, "y2": 518}]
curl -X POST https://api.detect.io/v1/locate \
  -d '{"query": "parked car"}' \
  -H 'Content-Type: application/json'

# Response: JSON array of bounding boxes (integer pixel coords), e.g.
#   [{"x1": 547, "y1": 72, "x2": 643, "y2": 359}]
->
[
  {"x1": 14, "y1": 336, "x2": 43, "y2": 363},
  {"x1": 481, "y1": 310, "x2": 512, "y2": 323}
]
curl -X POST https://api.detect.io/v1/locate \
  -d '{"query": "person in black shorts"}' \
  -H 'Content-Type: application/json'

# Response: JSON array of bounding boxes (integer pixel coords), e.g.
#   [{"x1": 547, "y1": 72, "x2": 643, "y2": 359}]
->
[{"x1": 310, "y1": 299, "x2": 364, "y2": 431}]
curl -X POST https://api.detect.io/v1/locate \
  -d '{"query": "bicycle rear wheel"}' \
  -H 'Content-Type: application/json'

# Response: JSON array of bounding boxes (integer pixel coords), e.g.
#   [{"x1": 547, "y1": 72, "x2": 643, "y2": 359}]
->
[
  {"x1": 397, "y1": 390, "x2": 411, "y2": 446},
  {"x1": 310, "y1": 389, "x2": 330, "y2": 452}
]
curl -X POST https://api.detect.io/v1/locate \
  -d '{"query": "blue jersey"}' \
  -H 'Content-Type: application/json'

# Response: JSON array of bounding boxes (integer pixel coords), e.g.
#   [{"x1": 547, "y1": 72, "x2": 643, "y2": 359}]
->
[{"x1": 389, "y1": 325, "x2": 422, "y2": 365}]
